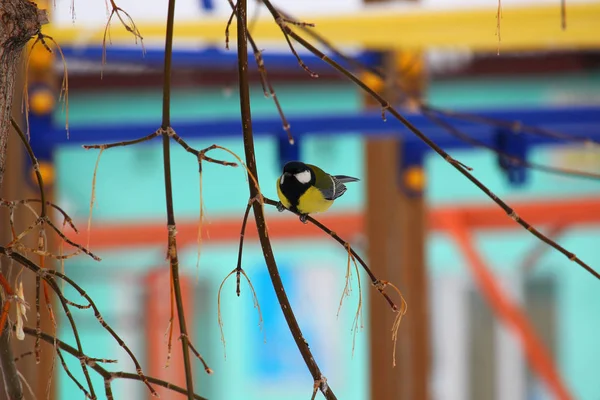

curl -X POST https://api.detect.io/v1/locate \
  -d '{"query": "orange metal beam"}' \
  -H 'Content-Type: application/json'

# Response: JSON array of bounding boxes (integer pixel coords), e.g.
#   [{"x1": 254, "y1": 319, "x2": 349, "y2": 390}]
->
[
  {"x1": 71, "y1": 197, "x2": 600, "y2": 250},
  {"x1": 75, "y1": 212, "x2": 362, "y2": 250},
  {"x1": 145, "y1": 268, "x2": 193, "y2": 399},
  {"x1": 432, "y1": 197, "x2": 600, "y2": 231},
  {"x1": 443, "y1": 213, "x2": 573, "y2": 400}
]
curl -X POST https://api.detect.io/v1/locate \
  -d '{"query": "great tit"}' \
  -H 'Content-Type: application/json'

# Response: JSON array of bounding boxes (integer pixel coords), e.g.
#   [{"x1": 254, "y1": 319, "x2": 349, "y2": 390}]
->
[{"x1": 276, "y1": 161, "x2": 359, "y2": 223}]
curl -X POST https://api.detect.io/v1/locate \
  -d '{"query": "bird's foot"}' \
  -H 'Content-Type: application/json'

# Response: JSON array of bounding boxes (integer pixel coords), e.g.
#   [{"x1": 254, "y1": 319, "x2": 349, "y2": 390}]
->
[
  {"x1": 299, "y1": 214, "x2": 308, "y2": 224},
  {"x1": 276, "y1": 202, "x2": 286, "y2": 212}
]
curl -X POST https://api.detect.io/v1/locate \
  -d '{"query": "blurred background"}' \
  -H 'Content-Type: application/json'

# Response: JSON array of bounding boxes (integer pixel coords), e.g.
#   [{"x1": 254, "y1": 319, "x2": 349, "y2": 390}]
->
[{"x1": 2, "y1": 0, "x2": 600, "y2": 399}]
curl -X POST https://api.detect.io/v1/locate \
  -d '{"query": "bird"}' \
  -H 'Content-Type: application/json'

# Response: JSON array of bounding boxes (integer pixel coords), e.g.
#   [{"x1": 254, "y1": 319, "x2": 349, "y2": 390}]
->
[{"x1": 276, "y1": 161, "x2": 360, "y2": 223}]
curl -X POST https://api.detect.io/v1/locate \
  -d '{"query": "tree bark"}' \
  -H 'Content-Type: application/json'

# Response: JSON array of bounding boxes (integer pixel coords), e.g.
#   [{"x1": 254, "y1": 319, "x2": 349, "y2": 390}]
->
[
  {"x1": 0, "y1": 0, "x2": 47, "y2": 191},
  {"x1": 0, "y1": 1, "x2": 47, "y2": 399}
]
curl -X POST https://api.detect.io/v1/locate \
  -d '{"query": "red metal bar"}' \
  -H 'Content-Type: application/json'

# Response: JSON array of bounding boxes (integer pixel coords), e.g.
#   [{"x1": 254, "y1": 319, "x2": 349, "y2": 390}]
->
[
  {"x1": 68, "y1": 197, "x2": 600, "y2": 249},
  {"x1": 443, "y1": 213, "x2": 573, "y2": 400},
  {"x1": 145, "y1": 268, "x2": 193, "y2": 399}
]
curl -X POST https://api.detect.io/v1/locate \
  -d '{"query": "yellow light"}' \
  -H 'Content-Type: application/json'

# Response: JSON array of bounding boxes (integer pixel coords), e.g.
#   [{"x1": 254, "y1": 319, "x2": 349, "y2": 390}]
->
[
  {"x1": 31, "y1": 161, "x2": 55, "y2": 187},
  {"x1": 404, "y1": 166, "x2": 426, "y2": 191},
  {"x1": 29, "y1": 89, "x2": 55, "y2": 115},
  {"x1": 361, "y1": 71, "x2": 383, "y2": 93},
  {"x1": 397, "y1": 52, "x2": 424, "y2": 73},
  {"x1": 28, "y1": 45, "x2": 54, "y2": 71}
]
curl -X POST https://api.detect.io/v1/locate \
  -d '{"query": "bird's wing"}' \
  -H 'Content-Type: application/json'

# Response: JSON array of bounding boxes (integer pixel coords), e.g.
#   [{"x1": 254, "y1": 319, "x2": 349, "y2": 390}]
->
[
  {"x1": 324, "y1": 175, "x2": 361, "y2": 200},
  {"x1": 308, "y1": 164, "x2": 359, "y2": 201},
  {"x1": 332, "y1": 175, "x2": 360, "y2": 184}
]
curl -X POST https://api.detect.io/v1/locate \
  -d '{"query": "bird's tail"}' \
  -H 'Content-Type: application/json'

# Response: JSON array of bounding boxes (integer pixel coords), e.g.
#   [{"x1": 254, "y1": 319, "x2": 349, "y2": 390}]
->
[{"x1": 333, "y1": 175, "x2": 360, "y2": 183}]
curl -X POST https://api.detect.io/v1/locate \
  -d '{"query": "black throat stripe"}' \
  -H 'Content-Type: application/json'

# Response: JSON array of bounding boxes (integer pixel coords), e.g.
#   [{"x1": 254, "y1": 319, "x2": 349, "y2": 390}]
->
[{"x1": 279, "y1": 179, "x2": 309, "y2": 213}]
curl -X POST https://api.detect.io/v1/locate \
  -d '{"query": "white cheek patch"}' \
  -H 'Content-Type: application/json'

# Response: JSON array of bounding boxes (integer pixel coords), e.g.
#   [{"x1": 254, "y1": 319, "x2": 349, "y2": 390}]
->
[
  {"x1": 295, "y1": 170, "x2": 311, "y2": 184},
  {"x1": 280, "y1": 175, "x2": 285, "y2": 185}
]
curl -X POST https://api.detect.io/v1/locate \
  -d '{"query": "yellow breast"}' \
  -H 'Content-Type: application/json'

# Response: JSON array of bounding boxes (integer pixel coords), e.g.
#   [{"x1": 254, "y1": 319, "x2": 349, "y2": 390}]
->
[{"x1": 297, "y1": 186, "x2": 333, "y2": 214}]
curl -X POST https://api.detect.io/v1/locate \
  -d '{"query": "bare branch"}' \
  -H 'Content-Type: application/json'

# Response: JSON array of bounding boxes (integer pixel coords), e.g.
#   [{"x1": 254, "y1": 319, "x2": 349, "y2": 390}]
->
[
  {"x1": 82, "y1": 130, "x2": 160, "y2": 150},
  {"x1": 235, "y1": 2, "x2": 336, "y2": 397},
  {"x1": 226, "y1": 0, "x2": 295, "y2": 144},
  {"x1": 21, "y1": 327, "x2": 208, "y2": 400},
  {"x1": 259, "y1": 1, "x2": 600, "y2": 280},
  {"x1": 87, "y1": 148, "x2": 104, "y2": 250},
  {"x1": 422, "y1": 108, "x2": 600, "y2": 181},
  {"x1": 10, "y1": 118, "x2": 46, "y2": 217},
  {"x1": 102, "y1": 0, "x2": 145, "y2": 76},
  {"x1": 159, "y1": 0, "x2": 197, "y2": 396},
  {"x1": 0, "y1": 248, "x2": 159, "y2": 397}
]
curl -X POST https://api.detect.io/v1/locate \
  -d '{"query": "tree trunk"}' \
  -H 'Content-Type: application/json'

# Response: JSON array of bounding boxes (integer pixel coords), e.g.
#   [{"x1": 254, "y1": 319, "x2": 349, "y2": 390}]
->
[
  {"x1": 0, "y1": 0, "x2": 47, "y2": 191},
  {"x1": 0, "y1": 1, "x2": 47, "y2": 399}
]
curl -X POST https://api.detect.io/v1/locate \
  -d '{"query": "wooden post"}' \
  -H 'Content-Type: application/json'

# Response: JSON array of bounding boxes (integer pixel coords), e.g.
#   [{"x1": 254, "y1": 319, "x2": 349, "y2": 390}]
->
[
  {"x1": 145, "y1": 269, "x2": 193, "y2": 400},
  {"x1": 366, "y1": 140, "x2": 430, "y2": 400},
  {"x1": 0, "y1": 2, "x2": 60, "y2": 397},
  {"x1": 27, "y1": 2, "x2": 59, "y2": 397},
  {"x1": 0, "y1": 4, "x2": 48, "y2": 398},
  {"x1": 0, "y1": 47, "x2": 49, "y2": 400},
  {"x1": 364, "y1": 41, "x2": 430, "y2": 400}
]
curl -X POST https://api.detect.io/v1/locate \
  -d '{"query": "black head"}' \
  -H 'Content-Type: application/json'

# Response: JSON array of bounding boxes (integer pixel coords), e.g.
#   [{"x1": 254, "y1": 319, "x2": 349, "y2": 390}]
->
[
  {"x1": 283, "y1": 161, "x2": 309, "y2": 175},
  {"x1": 280, "y1": 161, "x2": 314, "y2": 190}
]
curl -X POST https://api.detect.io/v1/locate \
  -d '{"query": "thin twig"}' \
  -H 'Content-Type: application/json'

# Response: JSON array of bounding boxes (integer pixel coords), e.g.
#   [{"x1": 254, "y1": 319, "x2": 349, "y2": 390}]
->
[
  {"x1": 273, "y1": 16, "x2": 319, "y2": 78},
  {"x1": 281, "y1": 8, "x2": 600, "y2": 147},
  {"x1": 42, "y1": 271, "x2": 97, "y2": 398},
  {"x1": 20, "y1": 199, "x2": 77, "y2": 232},
  {"x1": 20, "y1": 327, "x2": 208, "y2": 400},
  {"x1": 164, "y1": 267, "x2": 175, "y2": 369},
  {"x1": 22, "y1": 33, "x2": 70, "y2": 137},
  {"x1": 235, "y1": 2, "x2": 336, "y2": 397},
  {"x1": 263, "y1": 198, "x2": 399, "y2": 310},
  {"x1": 195, "y1": 166, "x2": 206, "y2": 277},
  {"x1": 45, "y1": 268, "x2": 157, "y2": 396},
  {"x1": 422, "y1": 104, "x2": 600, "y2": 146},
  {"x1": 10, "y1": 118, "x2": 46, "y2": 217},
  {"x1": 2, "y1": 248, "x2": 158, "y2": 396},
  {"x1": 259, "y1": 1, "x2": 600, "y2": 280},
  {"x1": 57, "y1": 346, "x2": 92, "y2": 398},
  {"x1": 344, "y1": 244, "x2": 363, "y2": 356},
  {"x1": 227, "y1": 0, "x2": 294, "y2": 144},
  {"x1": 45, "y1": 217, "x2": 101, "y2": 261},
  {"x1": 35, "y1": 274, "x2": 41, "y2": 364},
  {"x1": 218, "y1": 200, "x2": 265, "y2": 355},
  {"x1": 519, "y1": 225, "x2": 566, "y2": 275},
  {"x1": 217, "y1": 245, "x2": 265, "y2": 353},
  {"x1": 170, "y1": 132, "x2": 238, "y2": 167},
  {"x1": 160, "y1": 0, "x2": 196, "y2": 396},
  {"x1": 87, "y1": 148, "x2": 104, "y2": 250},
  {"x1": 83, "y1": 130, "x2": 160, "y2": 150},
  {"x1": 102, "y1": 0, "x2": 145, "y2": 77},
  {"x1": 217, "y1": 269, "x2": 235, "y2": 357},
  {"x1": 13, "y1": 351, "x2": 34, "y2": 363},
  {"x1": 181, "y1": 334, "x2": 212, "y2": 374},
  {"x1": 43, "y1": 34, "x2": 70, "y2": 135},
  {"x1": 423, "y1": 109, "x2": 600, "y2": 181},
  {"x1": 16, "y1": 370, "x2": 36, "y2": 400},
  {"x1": 235, "y1": 200, "x2": 253, "y2": 296},
  {"x1": 225, "y1": 0, "x2": 240, "y2": 49}
]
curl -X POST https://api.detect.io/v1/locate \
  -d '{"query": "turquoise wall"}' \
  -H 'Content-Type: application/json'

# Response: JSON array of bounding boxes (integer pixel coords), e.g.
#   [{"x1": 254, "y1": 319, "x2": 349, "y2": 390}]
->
[
  {"x1": 55, "y1": 73, "x2": 600, "y2": 399},
  {"x1": 55, "y1": 83, "x2": 369, "y2": 400}
]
